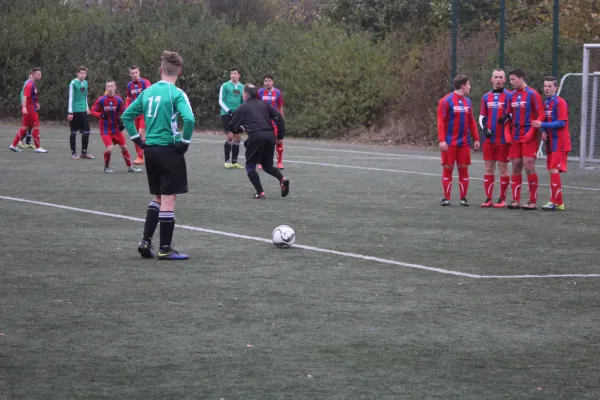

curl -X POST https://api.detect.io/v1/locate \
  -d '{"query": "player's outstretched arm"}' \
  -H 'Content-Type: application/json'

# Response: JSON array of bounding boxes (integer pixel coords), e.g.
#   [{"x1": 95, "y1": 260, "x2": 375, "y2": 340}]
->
[
  {"x1": 269, "y1": 105, "x2": 286, "y2": 140},
  {"x1": 228, "y1": 106, "x2": 244, "y2": 134},
  {"x1": 90, "y1": 98, "x2": 103, "y2": 119},
  {"x1": 176, "y1": 91, "x2": 195, "y2": 143},
  {"x1": 122, "y1": 97, "x2": 144, "y2": 139}
]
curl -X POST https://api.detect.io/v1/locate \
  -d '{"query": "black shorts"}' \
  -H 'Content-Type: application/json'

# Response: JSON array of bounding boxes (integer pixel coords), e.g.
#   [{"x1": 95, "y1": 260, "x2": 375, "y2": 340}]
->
[
  {"x1": 144, "y1": 145, "x2": 188, "y2": 195},
  {"x1": 69, "y1": 112, "x2": 90, "y2": 133},
  {"x1": 221, "y1": 114, "x2": 231, "y2": 133},
  {"x1": 245, "y1": 134, "x2": 276, "y2": 168}
]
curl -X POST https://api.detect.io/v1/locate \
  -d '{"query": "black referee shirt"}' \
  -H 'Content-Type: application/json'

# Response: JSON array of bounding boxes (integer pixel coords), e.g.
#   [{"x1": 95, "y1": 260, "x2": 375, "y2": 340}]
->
[{"x1": 229, "y1": 98, "x2": 286, "y2": 140}]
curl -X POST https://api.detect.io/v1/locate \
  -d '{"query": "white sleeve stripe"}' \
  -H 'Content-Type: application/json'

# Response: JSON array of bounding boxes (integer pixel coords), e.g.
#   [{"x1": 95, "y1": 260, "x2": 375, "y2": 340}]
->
[
  {"x1": 478, "y1": 115, "x2": 485, "y2": 129},
  {"x1": 68, "y1": 82, "x2": 74, "y2": 113},
  {"x1": 219, "y1": 84, "x2": 229, "y2": 112},
  {"x1": 182, "y1": 139, "x2": 191, "y2": 144}
]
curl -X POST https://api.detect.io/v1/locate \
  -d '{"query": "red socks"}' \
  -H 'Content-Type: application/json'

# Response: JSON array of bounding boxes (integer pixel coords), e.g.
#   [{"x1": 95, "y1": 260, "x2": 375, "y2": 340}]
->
[
  {"x1": 483, "y1": 174, "x2": 494, "y2": 199},
  {"x1": 511, "y1": 175, "x2": 523, "y2": 203},
  {"x1": 528, "y1": 173, "x2": 538, "y2": 204},
  {"x1": 458, "y1": 167, "x2": 469, "y2": 199},
  {"x1": 499, "y1": 176, "x2": 510, "y2": 201},
  {"x1": 12, "y1": 128, "x2": 27, "y2": 147},
  {"x1": 550, "y1": 172, "x2": 563, "y2": 205},
  {"x1": 276, "y1": 142, "x2": 284, "y2": 164},
  {"x1": 32, "y1": 128, "x2": 40, "y2": 149},
  {"x1": 135, "y1": 143, "x2": 144, "y2": 158},
  {"x1": 104, "y1": 150, "x2": 112, "y2": 168},
  {"x1": 122, "y1": 148, "x2": 132, "y2": 167},
  {"x1": 442, "y1": 168, "x2": 453, "y2": 200}
]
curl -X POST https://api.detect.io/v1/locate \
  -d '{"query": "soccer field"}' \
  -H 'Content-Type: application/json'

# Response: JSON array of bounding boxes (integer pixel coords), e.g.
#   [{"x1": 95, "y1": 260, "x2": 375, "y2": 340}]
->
[{"x1": 2, "y1": 123, "x2": 600, "y2": 399}]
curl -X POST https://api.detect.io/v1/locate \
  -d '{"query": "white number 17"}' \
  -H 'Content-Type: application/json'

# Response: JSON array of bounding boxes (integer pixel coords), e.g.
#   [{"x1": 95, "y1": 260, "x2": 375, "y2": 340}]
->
[{"x1": 147, "y1": 96, "x2": 161, "y2": 118}]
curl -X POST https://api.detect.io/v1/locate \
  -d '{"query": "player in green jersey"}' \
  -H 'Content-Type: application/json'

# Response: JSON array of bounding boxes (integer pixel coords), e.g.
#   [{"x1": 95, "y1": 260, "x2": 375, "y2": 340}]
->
[
  {"x1": 122, "y1": 50, "x2": 195, "y2": 261},
  {"x1": 67, "y1": 66, "x2": 94, "y2": 159},
  {"x1": 219, "y1": 67, "x2": 244, "y2": 168}
]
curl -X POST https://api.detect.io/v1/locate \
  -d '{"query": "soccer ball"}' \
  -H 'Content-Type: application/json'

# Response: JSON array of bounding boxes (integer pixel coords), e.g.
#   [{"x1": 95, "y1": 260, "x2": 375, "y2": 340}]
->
[{"x1": 272, "y1": 225, "x2": 296, "y2": 248}]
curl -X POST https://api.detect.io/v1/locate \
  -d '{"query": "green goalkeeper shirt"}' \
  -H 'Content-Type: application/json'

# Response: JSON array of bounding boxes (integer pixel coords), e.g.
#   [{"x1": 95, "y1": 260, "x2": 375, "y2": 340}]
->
[
  {"x1": 122, "y1": 81, "x2": 195, "y2": 147},
  {"x1": 219, "y1": 80, "x2": 244, "y2": 115},
  {"x1": 68, "y1": 79, "x2": 89, "y2": 113}
]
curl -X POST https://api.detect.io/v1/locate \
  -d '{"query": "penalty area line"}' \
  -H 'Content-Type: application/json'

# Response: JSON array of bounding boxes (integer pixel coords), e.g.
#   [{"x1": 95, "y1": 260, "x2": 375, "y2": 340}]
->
[{"x1": 1, "y1": 195, "x2": 599, "y2": 280}]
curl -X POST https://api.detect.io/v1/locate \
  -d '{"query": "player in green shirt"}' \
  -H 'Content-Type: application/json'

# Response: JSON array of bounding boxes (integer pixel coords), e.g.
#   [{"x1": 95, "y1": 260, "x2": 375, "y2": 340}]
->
[
  {"x1": 122, "y1": 50, "x2": 195, "y2": 261},
  {"x1": 219, "y1": 67, "x2": 244, "y2": 168},
  {"x1": 67, "y1": 66, "x2": 94, "y2": 159}
]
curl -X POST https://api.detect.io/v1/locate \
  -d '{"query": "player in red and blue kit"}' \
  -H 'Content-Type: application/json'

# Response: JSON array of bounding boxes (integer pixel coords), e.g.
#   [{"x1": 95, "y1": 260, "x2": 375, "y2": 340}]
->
[
  {"x1": 10, "y1": 68, "x2": 48, "y2": 153},
  {"x1": 504, "y1": 67, "x2": 545, "y2": 210},
  {"x1": 479, "y1": 69, "x2": 513, "y2": 208},
  {"x1": 126, "y1": 66, "x2": 152, "y2": 164},
  {"x1": 437, "y1": 75, "x2": 481, "y2": 206},
  {"x1": 91, "y1": 80, "x2": 141, "y2": 173},
  {"x1": 258, "y1": 74, "x2": 285, "y2": 169},
  {"x1": 532, "y1": 76, "x2": 571, "y2": 211}
]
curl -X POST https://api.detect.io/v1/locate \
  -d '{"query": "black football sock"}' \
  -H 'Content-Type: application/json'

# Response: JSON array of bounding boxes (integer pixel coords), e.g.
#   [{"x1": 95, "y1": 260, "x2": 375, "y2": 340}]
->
[
  {"x1": 25, "y1": 131, "x2": 32, "y2": 145},
  {"x1": 224, "y1": 141, "x2": 232, "y2": 162},
  {"x1": 70, "y1": 133, "x2": 77, "y2": 154},
  {"x1": 81, "y1": 132, "x2": 90, "y2": 154},
  {"x1": 159, "y1": 211, "x2": 175, "y2": 250},
  {"x1": 263, "y1": 165, "x2": 284, "y2": 182},
  {"x1": 232, "y1": 143, "x2": 240, "y2": 163},
  {"x1": 248, "y1": 170, "x2": 264, "y2": 193},
  {"x1": 143, "y1": 201, "x2": 161, "y2": 244}
]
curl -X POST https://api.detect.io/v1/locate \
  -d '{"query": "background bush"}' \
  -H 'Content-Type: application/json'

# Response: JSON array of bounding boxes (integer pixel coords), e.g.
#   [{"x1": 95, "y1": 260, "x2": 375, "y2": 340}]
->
[{"x1": 0, "y1": 0, "x2": 597, "y2": 142}]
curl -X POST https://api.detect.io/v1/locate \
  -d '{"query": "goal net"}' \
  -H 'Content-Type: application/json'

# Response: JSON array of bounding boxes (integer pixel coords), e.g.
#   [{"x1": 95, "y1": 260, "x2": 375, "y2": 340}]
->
[{"x1": 536, "y1": 43, "x2": 600, "y2": 169}]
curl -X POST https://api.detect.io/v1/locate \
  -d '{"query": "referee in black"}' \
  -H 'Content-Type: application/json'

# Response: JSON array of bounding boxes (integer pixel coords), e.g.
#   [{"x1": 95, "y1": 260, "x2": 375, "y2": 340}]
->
[{"x1": 229, "y1": 84, "x2": 290, "y2": 199}]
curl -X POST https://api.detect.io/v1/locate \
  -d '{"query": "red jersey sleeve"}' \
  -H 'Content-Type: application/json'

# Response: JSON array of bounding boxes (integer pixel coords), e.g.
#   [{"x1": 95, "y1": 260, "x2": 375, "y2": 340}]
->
[
  {"x1": 437, "y1": 97, "x2": 448, "y2": 142},
  {"x1": 117, "y1": 97, "x2": 125, "y2": 116},
  {"x1": 533, "y1": 91, "x2": 544, "y2": 121},
  {"x1": 91, "y1": 97, "x2": 104, "y2": 118},
  {"x1": 479, "y1": 96, "x2": 487, "y2": 118},
  {"x1": 277, "y1": 92, "x2": 284, "y2": 110},
  {"x1": 23, "y1": 81, "x2": 33, "y2": 98}
]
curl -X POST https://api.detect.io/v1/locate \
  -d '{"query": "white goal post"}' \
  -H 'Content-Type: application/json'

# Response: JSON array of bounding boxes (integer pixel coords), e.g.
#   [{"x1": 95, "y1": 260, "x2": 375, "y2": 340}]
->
[{"x1": 536, "y1": 43, "x2": 600, "y2": 169}]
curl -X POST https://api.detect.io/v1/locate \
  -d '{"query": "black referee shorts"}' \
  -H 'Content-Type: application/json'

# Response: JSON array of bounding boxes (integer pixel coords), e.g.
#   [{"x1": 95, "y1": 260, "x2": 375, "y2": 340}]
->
[
  {"x1": 69, "y1": 112, "x2": 90, "y2": 133},
  {"x1": 144, "y1": 145, "x2": 188, "y2": 195},
  {"x1": 245, "y1": 134, "x2": 276, "y2": 168}
]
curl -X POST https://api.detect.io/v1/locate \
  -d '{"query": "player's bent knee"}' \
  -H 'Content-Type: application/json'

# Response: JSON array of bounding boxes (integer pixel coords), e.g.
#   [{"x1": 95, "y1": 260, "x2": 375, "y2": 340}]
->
[{"x1": 245, "y1": 163, "x2": 256, "y2": 174}]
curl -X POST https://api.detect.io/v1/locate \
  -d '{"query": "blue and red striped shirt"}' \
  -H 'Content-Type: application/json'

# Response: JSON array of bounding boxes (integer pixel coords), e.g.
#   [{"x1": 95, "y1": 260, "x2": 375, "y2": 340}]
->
[
  {"x1": 480, "y1": 89, "x2": 512, "y2": 144},
  {"x1": 126, "y1": 78, "x2": 151, "y2": 107},
  {"x1": 506, "y1": 86, "x2": 544, "y2": 142},
  {"x1": 23, "y1": 79, "x2": 39, "y2": 112},
  {"x1": 257, "y1": 87, "x2": 284, "y2": 111},
  {"x1": 437, "y1": 93, "x2": 480, "y2": 146},
  {"x1": 542, "y1": 95, "x2": 571, "y2": 153},
  {"x1": 91, "y1": 95, "x2": 125, "y2": 135}
]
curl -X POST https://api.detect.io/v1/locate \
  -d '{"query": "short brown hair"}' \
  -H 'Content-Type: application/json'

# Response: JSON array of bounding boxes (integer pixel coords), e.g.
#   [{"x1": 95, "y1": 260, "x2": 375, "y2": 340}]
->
[
  {"x1": 161, "y1": 50, "x2": 183, "y2": 77},
  {"x1": 263, "y1": 73, "x2": 274, "y2": 81},
  {"x1": 77, "y1": 66, "x2": 88, "y2": 73},
  {"x1": 106, "y1": 79, "x2": 116, "y2": 85},
  {"x1": 244, "y1": 83, "x2": 258, "y2": 99},
  {"x1": 453, "y1": 75, "x2": 471, "y2": 90},
  {"x1": 508, "y1": 67, "x2": 526, "y2": 79},
  {"x1": 544, "y1": 75, "x2": 559, "y2": 87},
  {"x1": 29, "y1": 67, "x2": 41, "y2": 74},
  {"x1": 129, "y1": 65, "x2": 139, "y2": 71}
]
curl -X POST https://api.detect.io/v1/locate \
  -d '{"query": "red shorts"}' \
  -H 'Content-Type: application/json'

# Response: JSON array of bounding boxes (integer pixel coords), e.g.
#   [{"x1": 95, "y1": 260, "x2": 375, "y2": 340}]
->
[
  {"x1": 21, "y1": 111, "x2": 39, "y2": 128},
  {"x1": 441, "y1": 145, "x2": 471, "y2": 166},
  {"x1": 509, "y1": 140, "x2": 539, "y2": 159},
  {"x1": 482, "y1": 141, "x2": 510, "y2": 163},
  {"x1": 135, "y1": 115, "x2": 146, "y2": 131},
  {"x1": 101, "y1": 132, "x2": 127, "y2": 147},
  {"x1": 547, "y1": 151, "x2": 568, "y2": 173}
]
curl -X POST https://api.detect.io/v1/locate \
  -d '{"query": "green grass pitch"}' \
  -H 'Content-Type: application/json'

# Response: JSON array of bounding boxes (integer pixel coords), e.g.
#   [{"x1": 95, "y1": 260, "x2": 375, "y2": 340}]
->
[{"x1": 1, "y1": 123, "x2": 600, "y2": 399}]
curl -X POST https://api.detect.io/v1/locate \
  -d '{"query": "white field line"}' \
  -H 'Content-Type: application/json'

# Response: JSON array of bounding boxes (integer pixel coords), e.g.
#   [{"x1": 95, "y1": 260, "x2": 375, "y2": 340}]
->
[
  {"x1": 1, "y1": 195, "x2": 599, "y2": 280},
  {"x1": 24, "y1": 139, "x2": 600, "y2": 192}
]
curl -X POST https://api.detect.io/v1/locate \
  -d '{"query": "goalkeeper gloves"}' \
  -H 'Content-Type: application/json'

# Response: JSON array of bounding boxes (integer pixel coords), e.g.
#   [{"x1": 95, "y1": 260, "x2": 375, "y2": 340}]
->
[
  {"x1": 132, "y1": 136, "x2": 145, "y2": 149},
  {"x1": 484, "y1": 128, "x2": 493, "y2": 138},
  {"x1": 173, "y1": 141, "x2": 189, "y2": 155},
  {"x1": 228, "y1": 110, "x2": 234, "y2": 117}
]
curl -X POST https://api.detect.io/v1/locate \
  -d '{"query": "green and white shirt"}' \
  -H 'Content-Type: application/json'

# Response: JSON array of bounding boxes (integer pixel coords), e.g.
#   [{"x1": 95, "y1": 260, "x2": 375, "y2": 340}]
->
[
  {"x1": 68, "y1": 78, "x2": 89, "y2": 113},
  {"x1": 219, "y1": 80, "x2": 244, "y2": 115},
  {"x1": 122, "y1": 81, "x2": 195, "y2": 147}
]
